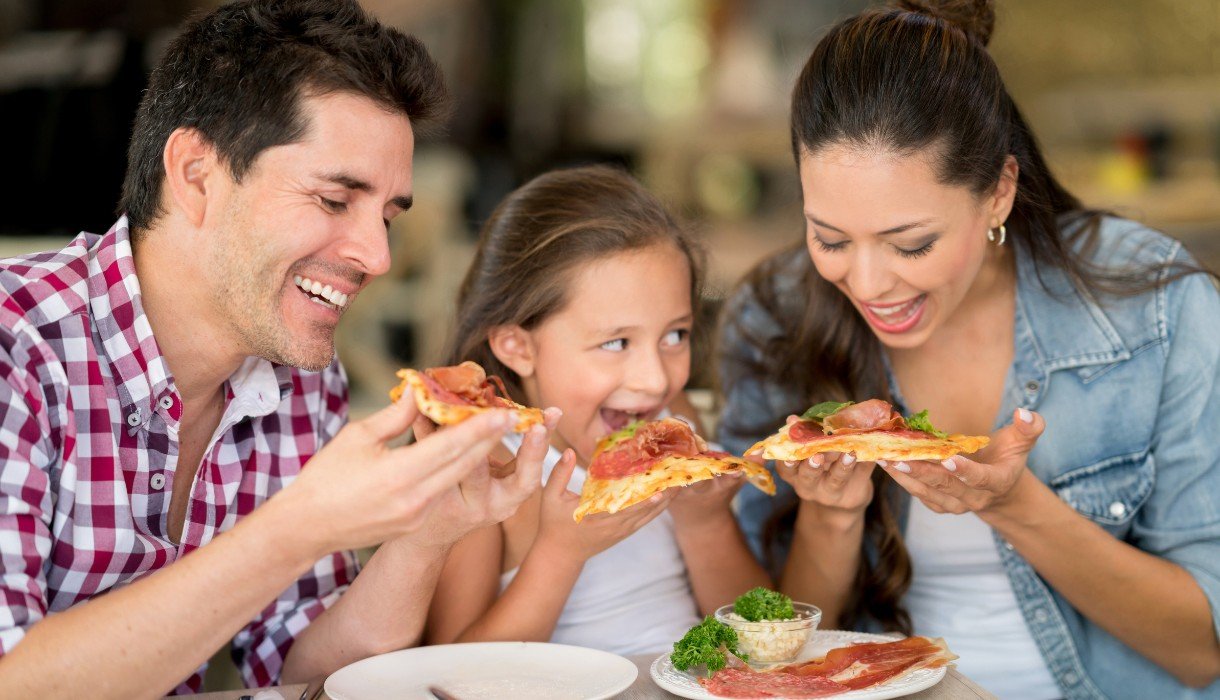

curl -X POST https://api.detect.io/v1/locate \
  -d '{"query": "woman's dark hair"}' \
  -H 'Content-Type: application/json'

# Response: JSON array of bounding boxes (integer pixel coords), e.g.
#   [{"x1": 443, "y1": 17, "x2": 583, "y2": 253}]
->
[
  {"x1": 445, "y1": 165, "x2": 705, "y2": 402},
  {"x1": 720, "y1": 0, "x2": 1216, "y2": 634},
  {"x1": 119, "y1": 0, "x2": 449, "y2": 236}
]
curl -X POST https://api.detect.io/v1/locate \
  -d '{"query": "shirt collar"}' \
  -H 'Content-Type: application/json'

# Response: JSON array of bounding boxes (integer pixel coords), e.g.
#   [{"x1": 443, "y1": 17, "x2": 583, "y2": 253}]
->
[
  {"x1": 88, "y1": 217, "x2": 290, "y2": 430},
  {"x1": 88, "y1": 217, "x2": 176, "y2": 425}
]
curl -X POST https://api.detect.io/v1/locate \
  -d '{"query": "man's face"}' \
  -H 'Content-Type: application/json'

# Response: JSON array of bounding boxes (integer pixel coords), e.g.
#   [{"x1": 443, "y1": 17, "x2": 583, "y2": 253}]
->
[{"x1": 205, "y1": 92, "x2": 415, "y2": 371}]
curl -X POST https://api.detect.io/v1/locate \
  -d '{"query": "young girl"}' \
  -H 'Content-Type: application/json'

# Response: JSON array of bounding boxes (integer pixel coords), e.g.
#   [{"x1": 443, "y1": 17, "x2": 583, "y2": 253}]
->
[
  {"x1": 718, "y1": 1, "x2": 1220, "y2": 697},
  {"x1": 425, "y1": 165, "x2": 770, "y2": 655}
]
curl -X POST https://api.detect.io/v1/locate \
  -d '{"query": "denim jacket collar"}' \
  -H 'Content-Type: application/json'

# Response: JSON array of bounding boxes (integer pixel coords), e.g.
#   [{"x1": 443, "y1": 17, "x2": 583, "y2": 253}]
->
[{"x1": 1014, "y1": 240, "x2": 1131, "y2": 376}]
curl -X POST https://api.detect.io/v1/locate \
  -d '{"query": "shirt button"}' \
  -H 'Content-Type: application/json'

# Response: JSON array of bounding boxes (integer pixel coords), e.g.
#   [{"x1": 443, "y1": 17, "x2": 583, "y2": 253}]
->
[
  {"x1": 158, "y1": 395, "x2": 174, "y2": 410},
  {"x1": 150, "y1": 473, "x2": 166, "y2": 490},
  {"x1": 1109, "y1": 501, "x2": 1127, "y2": 518},
  {"x1": 126, "y1": 410, "x2": 142, "y2": 427}
]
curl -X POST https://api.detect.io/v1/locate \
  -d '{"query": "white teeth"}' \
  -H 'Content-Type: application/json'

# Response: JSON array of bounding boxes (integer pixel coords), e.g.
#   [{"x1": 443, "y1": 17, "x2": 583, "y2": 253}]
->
[{"x1": 293, "y1": 276, "x2": 350, "y2": 309}]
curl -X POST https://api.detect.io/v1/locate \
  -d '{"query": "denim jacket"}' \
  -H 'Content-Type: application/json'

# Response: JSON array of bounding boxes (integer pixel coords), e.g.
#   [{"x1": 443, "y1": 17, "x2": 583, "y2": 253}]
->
[{"x1": 718, "y1": 217, "x2": 1220, "y2": 699}]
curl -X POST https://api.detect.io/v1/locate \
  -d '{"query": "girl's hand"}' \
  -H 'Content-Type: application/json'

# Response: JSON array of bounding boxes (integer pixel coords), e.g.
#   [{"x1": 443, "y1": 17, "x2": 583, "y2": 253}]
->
[
  {"x1": 534, "y1": 451, "x2": 674, "y2": 562},
  {"x1": 668, "y1": 470, "x2": 745, "y2": 527},
  {"x1": 880, "y1": 408, "x2": 1045, "y2": 515},
  {"x1": 775, "y1": 415, "x2": 876, "y2": 516}
]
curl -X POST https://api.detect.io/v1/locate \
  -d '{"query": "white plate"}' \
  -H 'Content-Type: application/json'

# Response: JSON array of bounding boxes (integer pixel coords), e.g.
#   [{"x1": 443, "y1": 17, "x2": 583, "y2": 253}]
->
[
  {"x1": 650, "y1": 630, "x2": 948, "y2": 700},
  {"x1": 325, "y1": 641, "x2": 638, "y2": 700}
]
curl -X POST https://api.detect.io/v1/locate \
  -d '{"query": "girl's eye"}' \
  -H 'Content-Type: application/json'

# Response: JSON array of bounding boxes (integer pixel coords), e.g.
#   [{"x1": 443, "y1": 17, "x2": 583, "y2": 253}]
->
[
  {"x1": 662, "y1": 329, "x2": 690, "y2": 347},
  {"x1": 600, "y1": 338, "x2": 627, "y2": 352},
  {"x1": 320, "y1": 197, "x2": 348, "y2": 213},
  {"x1": 896, "y1": 241, "x2": 935, "y2": 259}
]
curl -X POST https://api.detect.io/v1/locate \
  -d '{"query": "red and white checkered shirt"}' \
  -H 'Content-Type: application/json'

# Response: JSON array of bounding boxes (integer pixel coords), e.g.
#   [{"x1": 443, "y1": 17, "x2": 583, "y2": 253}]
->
[{"x1": 0, "y1": 217, "x2": 358, "y2": 693}]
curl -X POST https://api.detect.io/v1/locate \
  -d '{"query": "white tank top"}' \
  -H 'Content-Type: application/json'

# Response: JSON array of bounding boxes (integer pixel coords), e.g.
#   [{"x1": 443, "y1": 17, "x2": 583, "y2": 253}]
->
[
  {"x1": 500, "y1": 424, "x2": 701, "y2": 656},
  {"x1": 903, "y1": 499, "x2": 1060, "y2": 699}
]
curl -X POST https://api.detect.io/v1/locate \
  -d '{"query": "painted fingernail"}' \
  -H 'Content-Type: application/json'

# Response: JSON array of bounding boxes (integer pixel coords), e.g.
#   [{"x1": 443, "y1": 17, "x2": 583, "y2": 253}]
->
[
  {"x1": 1018, "y1": 408, "x2": 1033, "y2": 423},
  {"x1": 942, "y1": 458, "x2": 957, "y2": 472},
  {"x1": 783, "y1": 460, "x2": 795, "y2": 468},
  {"x1": 842, "y1": 454, "x2": 856, "y2": 465},
  {"x1": 808, "y1": 459, "x2": 821, "y2": 469},
  {"x1": 876, "y1": 460, "x2": 888, "y2": 467},
  {"x1": 893, "y1": 462, "x2": 911, "y2": 473},
  {"x1": 528, "y1": 424, "x2": 545, "y2": 439}
]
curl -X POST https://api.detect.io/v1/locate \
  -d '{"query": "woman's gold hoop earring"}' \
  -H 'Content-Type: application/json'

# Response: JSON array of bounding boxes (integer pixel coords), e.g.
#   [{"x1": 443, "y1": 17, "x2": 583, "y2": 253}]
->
[{"x1": 987, "y1": 224, "x2": 1007, "y2": 246}]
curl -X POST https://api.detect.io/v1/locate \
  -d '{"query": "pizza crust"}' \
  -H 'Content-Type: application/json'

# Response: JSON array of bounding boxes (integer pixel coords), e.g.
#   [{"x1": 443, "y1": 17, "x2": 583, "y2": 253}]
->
[
  {"x1": 748, "y1": 423, "x2": 989, "y2": 462},
  {"x1": 573, "y1": 453, "x2": 775, "y2": 523},
  {"x1": 390, "y1": 368, "x2": 544, "y2": 433}
]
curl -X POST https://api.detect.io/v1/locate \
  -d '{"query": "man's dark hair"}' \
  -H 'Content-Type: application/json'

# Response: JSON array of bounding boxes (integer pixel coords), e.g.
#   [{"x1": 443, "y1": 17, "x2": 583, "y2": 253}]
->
[{"x1": 119, "y1": 0, "x2": 448, "y2": 234}]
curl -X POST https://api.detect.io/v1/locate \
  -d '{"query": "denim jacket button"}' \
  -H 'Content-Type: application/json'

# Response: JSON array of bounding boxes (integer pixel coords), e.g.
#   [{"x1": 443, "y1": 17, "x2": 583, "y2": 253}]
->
[
  {"x1": 1109, "y1": 501, "x2": 1127, "y2": 518},
  {"x1": 1034, "y1": 608, "x2": 1050, "y2": 623},
  {"x1": 1025, "y1": 380, "x2": 1040, "y2": 393},
  {"x1": 1063, "y1": 671, "x2": 1079, "y2": 685}
]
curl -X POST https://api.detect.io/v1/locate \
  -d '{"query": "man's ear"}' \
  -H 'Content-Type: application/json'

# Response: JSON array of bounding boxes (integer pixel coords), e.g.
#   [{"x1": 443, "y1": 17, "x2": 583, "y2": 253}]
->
[
  {"x1": 488, "y1": 325, "x2": 536, "y2": 378},
  {"x1": 162, "y1": 127, "x2": 219, "y2": 227}
]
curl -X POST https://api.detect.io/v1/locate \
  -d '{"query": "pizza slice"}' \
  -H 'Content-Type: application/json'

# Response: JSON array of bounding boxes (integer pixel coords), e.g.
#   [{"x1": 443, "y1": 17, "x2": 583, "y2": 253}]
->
[
  {"x1": 389, "y1": 361, "x2": 544, "y2": 433},
  {"x1": 574, "y1": 417, "x2": 776, "y2": 523},
  {"x1": 748, "y1": 399, "x2": 988, "y2": 463}
]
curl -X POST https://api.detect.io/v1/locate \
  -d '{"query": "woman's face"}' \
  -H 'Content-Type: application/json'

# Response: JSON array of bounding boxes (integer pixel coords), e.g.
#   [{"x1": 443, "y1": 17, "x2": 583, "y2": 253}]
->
[{"x1": 799, "y1": 145, "x2": 1016, "y2": 350}]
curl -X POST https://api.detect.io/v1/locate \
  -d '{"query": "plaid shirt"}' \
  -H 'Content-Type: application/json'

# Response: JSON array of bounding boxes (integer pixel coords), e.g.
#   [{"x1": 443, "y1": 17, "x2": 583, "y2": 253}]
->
[{"x1": 0, "y1": 218, "x2": 358, "y2": 693}]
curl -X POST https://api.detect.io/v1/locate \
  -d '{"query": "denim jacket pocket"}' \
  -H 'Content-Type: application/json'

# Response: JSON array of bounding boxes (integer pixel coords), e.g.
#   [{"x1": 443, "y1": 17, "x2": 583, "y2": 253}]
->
[{"x1": 1048, "y1": 448, "x2": 1155, "y2": 536}]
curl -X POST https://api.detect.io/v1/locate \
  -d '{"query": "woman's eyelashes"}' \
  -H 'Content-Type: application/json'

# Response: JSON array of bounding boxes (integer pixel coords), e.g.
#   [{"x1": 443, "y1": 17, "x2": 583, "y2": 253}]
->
[
  {"x1": 811, "y1": 232, "x2": 938, "y2": 259},
  {"x1": 896, "y1": 239, "x2": 936, "y2": 258}
]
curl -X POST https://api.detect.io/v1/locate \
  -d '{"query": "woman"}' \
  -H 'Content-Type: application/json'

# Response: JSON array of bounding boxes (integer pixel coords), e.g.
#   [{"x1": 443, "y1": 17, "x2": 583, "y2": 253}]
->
[{"x1": 717, "y1": 1, "x2": 1220, "y2": 698}]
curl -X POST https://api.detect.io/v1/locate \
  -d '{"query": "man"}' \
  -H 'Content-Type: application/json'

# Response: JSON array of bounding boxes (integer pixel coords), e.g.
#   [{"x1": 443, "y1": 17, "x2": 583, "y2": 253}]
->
[{"x1": 0, "y1": 1, "x2": 553, "y2": 695}]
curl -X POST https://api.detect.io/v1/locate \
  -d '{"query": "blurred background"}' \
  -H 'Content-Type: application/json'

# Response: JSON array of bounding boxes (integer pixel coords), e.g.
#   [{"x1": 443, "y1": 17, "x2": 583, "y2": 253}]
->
[
  {"x1": 2, "y1": 0, "x2": 1219, "y2": 409},
  {"x1": 2, "y1": 0, "x2": 1218, "y2": 690}
]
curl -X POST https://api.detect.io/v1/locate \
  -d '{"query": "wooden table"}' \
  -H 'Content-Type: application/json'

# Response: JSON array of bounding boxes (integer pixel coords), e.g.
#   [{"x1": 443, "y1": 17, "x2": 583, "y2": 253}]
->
[{"x1": 193, "y1": 653, "x2": 996, "y2": 700}]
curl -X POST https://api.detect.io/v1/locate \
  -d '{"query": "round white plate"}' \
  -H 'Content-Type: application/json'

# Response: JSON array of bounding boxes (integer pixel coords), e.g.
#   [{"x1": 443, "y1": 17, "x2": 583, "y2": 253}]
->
[
  {"x1": 650, "y1": 630, "x2": 948, "y2": 700},
  {"x1": 325, "y1": 641, "x2": 638, "y2": 700}
]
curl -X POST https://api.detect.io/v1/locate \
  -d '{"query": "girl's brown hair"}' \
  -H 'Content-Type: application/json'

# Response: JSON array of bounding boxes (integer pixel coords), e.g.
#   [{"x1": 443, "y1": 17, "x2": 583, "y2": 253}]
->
[
  {"x1": 720, "y1": 0, "x2": 1215, "y2": 634},
  {"x1": 445, "y1": 165, "x2": 705, "y2": 401}
]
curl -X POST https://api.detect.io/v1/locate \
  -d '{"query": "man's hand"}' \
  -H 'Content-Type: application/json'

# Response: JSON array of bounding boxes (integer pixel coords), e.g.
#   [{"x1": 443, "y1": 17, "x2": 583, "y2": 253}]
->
[
  {"x1": 402, "y1": 408, "x2": 562, "y2": 550},
  {"x1": 276, "y1": 393, "x2": 522, "y2": 556}
]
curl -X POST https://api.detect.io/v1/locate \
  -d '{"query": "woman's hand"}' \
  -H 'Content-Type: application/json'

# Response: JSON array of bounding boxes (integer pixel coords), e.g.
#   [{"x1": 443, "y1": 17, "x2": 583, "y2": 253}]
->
[
  {"x1": 880, "y1": 408, "x2": 1045, "y2": 515},
  {"x1": 774, "y1": 415, "x2": 877, "y2": 516},
  {"x1": 533, "y1": 451, "x2": 675, "y2": 563}
]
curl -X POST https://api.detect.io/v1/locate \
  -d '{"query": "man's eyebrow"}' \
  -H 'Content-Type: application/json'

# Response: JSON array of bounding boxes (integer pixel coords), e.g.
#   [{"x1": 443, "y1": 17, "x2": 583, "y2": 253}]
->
[
  {"x1": 806, "y1": 213, "x2": 933, "y2": 236},
  {"x1": 318, "y1": 171, "x2": 413, "y2": 211}
]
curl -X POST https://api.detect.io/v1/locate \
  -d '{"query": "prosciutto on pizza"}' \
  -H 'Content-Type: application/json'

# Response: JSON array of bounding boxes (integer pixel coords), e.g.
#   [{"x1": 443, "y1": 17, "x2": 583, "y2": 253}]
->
[
  {"x1": 574, "y1": 418, "x2": 776, "y2": 523},
  {"x1": 390, "y1": 361, "x2": 544, "y2": 432},
  {"x1": 748, "y1": 399, "x2": 988, "y2": 463}
]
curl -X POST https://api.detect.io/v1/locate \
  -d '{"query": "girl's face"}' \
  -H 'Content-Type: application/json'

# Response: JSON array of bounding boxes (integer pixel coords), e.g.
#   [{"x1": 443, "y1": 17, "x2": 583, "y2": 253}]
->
[
  {"x1": 514, "y1": 243, "x2": 693, "y2": 464},
  {"x1": 799, "y1": 145, "x2": 1016, "y2": 350}
]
